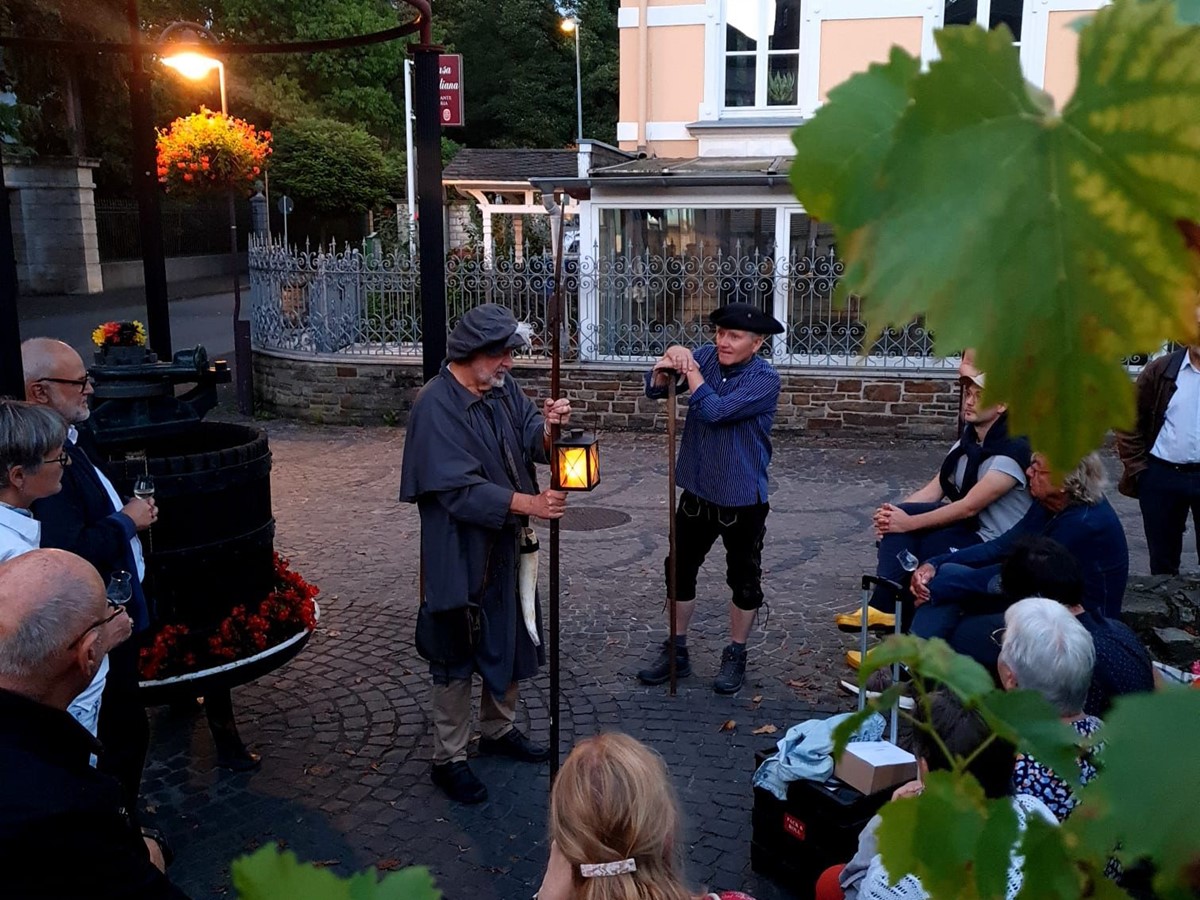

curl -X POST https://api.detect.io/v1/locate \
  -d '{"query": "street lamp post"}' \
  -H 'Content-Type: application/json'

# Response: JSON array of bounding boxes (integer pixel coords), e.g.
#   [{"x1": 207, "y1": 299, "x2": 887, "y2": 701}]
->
[
  {"x1": 160, "y1": 24, "x2": 252, "y2": 415},
  {"x1": 561, "y1": 18, "x2": 583, "y2": 142}
]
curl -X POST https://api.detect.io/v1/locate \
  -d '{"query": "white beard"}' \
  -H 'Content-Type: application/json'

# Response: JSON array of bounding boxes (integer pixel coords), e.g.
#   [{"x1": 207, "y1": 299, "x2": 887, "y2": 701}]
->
[{"x1": 488, "y1": 374, "x2": 507, "y2": 389}]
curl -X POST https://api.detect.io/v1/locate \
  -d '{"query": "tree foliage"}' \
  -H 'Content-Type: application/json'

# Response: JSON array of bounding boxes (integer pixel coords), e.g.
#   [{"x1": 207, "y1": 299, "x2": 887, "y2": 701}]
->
[
  {"x1": 790, "y1": 0, "x2": 1200, "y2": 472},
  {"x1": 270, "y1": 117, "x2": 391, "y2": 215}
]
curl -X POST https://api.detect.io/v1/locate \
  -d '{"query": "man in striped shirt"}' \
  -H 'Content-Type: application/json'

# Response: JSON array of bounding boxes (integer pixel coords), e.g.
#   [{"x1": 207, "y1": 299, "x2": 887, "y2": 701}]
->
[{"x1": 637, "y1": 303, "x2": 783, "y2": 694}]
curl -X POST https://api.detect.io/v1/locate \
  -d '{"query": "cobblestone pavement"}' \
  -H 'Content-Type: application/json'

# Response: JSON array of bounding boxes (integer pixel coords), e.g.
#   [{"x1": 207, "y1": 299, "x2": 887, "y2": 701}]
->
[{"x1": 142, "y1": 424, "x2": 1153, "y2": 899}]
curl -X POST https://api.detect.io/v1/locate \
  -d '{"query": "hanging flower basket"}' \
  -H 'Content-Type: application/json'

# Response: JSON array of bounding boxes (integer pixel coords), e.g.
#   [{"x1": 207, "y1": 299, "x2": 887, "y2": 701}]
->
[
  {"x1": 156, "y1": 107, "x2": 272, "y2": 196},
  {"x1": 138, "y1": 553, "x2": 319, "y2": 701}
]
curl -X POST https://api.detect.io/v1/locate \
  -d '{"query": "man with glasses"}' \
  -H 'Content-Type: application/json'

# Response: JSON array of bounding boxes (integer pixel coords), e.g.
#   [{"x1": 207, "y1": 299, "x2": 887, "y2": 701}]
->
[
  {"x1": 0, "y1": 550, "x2": 187, "y2": 899},
  {"x1": 22, "y1": 337, "x2": 157, "y2": 816}
]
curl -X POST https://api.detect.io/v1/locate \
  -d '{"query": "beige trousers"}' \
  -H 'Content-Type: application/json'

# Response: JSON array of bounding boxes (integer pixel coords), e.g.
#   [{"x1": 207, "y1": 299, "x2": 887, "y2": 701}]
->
[{"x1": 431, "y1": 678, "x2": 518, "y2": 764}]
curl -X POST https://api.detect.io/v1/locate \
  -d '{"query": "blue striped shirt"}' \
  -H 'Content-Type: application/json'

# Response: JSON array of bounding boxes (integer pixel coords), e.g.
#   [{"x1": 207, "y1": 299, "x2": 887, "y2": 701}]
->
[{"x1": 645, "y1": 344, "x2": 781, "y2": 507}]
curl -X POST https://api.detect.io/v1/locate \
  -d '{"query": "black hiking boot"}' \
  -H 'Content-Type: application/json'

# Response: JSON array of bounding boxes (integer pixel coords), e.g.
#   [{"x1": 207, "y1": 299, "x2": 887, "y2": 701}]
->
[
  {"x1": 712, "y1": 643, "x2": 748, "y2": 694},
  {"x1": 637, "y1": 640, "x2": 691, "y2": 685}
]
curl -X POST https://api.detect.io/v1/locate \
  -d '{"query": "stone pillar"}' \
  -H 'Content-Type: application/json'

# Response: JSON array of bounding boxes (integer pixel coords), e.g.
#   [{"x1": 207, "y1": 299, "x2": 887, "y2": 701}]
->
[
  {"x1": 249, "y1": 189, "x2": 268, "y2": 238},
  {"x1": 7, "y1": 157, "x2": 103, "y2": 294}
]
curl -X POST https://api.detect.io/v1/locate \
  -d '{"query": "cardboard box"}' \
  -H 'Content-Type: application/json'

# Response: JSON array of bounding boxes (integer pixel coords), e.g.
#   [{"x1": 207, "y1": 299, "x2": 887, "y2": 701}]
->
[{"x1": 834, "y1": 741, "x2": 918, "y2": 796}]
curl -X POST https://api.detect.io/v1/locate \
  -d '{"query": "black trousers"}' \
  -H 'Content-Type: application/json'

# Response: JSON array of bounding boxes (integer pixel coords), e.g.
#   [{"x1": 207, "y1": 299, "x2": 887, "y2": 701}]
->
[
  {"x1": 97, "y1": 636, "x2": 151, "y2": 819},
  {"x1": 1138, "y1": 458, "x2": 1200, "y2": 575},
  {"x1": 667, "y1": 491, "x2": 769, "y2": 610}
]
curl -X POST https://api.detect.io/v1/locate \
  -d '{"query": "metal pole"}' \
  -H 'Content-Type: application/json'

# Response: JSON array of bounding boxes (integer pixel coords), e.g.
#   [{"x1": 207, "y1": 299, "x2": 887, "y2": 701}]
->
[
  {"x1": 217, "y1": 61, "x2": 252, "y2": 414},
  {"x1": 667, "y1": 375, "x2": 678, "y2": 694},
  {"x1": 0, "y1": 153, "x2": 23, "y2": 399},
  {"x1": 548, "y1": 210, "x2": 564, "y2": 781},
  {"x1": 573, "y1": 25, "x2": 583, "y2": 142},
  {"x1": 404, "y1": 58, "x2": 417, "y2": 258},
  {"x1": 126, "y1": 0, "x2": 172, "y2": 360},
  {"x1": 413, "y1": 45, "x2": 446, "y2": 383}
]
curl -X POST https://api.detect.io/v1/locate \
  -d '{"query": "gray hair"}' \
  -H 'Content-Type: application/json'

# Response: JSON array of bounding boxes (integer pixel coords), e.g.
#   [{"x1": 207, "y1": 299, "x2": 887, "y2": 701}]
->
[
  {"x1": 1061, "y1": 452, "x2": 1107, "y2": 505},
  {"x1": 20, "y1": 337, "x2": 72, "y2": 386},
  {"x1": 0, "y1": 400, "x2": 67, "y2": 489},
  {"x1": 0, "y1": 576, "x2": 95, "y2": 680},
  {"x1": 999, "y1": 596, "x2": 1095, "y2": 716}
]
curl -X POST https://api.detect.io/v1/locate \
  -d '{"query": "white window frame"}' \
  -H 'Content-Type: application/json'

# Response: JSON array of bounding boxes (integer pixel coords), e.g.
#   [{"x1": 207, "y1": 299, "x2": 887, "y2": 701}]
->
[
  {"x1": 719, "y1": 0, "x2": 805, "y2": 112},
  {"x1": 1019, "y1": 0, "x2": 1109, "y2": 88}
]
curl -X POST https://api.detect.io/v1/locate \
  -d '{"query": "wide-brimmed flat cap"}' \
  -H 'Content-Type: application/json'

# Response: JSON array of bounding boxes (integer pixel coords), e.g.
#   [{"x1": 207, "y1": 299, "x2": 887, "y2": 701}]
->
[
  {"x1": 447, "y1": 304, "x2": 529, "y2": 361},
  {"x1": 709, "y1": 302, "x2": 785, "y2": 335}
]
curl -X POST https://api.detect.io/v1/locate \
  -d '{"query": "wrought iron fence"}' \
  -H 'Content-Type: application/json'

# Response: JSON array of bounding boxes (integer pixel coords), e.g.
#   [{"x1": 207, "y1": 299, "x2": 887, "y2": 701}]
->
[
  {"x1": 96, "y1": 198, "x2": 252, "y2": 262},
  {"x1": 248, "y1": 237, "x2": 958, "y2": 369}
]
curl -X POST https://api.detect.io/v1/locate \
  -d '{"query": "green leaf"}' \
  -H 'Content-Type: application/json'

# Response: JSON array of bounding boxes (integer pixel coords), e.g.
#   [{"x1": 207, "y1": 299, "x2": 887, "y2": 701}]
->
[
  {"x1": 858, "y1": 635, "x2": 996, "y2": 703},
  {"x1": 231, "y1": 846, "x2": 441, "y2": 900},
  {"x1": 1014, "y1": 815, "x2": 1085, "y2": 900},
  {"x1": 876, "y1": 771, "x2": 1017, "y2": 899},
  {"x1": 790, "y1": 46, "x2": 920, "y2": 231},
  {"x1": 977, "y1": 690, "x2": 1082, "y2": 784},
  {"x1": 1067, "y1": 690, "x2": 1200, "y2": 899},
  {"x1": 791, "y1": 0, "x2": 1200, "y2": 470}
]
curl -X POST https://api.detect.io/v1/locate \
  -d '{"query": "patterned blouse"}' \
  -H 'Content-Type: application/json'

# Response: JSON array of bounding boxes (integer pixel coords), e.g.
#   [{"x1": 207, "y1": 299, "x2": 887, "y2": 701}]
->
[{"x1": 1010, "y1": 715, "x2": 1103, "y2": 821}]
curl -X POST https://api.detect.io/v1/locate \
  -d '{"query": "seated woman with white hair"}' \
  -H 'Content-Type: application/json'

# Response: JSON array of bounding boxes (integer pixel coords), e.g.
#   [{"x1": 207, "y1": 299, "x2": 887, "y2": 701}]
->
[{"x1": 997, "y1": 596, "x2": 1101, "y2": 821}]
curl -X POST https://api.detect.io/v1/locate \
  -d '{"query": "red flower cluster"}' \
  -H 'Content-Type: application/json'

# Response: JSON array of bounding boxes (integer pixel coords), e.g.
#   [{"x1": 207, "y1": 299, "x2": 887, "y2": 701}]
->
[
  {"x1": 139, "y1": 553, "x2": 318, "y2": 680},
  {"x1": 155, "y1": 107, "x2": 272, "y2": 196}
]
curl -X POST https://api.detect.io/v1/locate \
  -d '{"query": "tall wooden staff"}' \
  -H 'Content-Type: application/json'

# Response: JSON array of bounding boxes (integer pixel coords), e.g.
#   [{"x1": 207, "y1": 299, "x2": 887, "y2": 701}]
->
[
  {"x1": 548, "y1": 211, "x2": 565, "y2": 781},
  {"x1": 667, "y1": 374, "x2": 679, "y2": 695}
]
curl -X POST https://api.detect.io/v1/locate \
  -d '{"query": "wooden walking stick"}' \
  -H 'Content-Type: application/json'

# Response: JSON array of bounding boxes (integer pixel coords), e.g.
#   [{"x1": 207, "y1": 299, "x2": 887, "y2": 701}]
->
[{"x1": 667, "y1": 373, "x2": 679, "y2": 695}]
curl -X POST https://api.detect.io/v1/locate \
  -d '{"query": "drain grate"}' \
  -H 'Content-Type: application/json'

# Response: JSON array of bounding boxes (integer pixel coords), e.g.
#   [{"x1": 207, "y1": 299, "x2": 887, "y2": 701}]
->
[{"x1": 556, "y1": 506, "x2": 632, "y2": 532}]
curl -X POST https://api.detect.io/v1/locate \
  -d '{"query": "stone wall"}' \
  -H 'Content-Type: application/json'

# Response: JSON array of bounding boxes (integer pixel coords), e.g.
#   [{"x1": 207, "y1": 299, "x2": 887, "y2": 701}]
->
[
  {"x1": 7, "y1": 157, "x2": 103, "y2": 294},
  {"x1": 1122, "y1": 575, "x2": 1200, "y2": 667},
  {"x1": 254, "y1": 350, "x2": 960, "y2": 438}
]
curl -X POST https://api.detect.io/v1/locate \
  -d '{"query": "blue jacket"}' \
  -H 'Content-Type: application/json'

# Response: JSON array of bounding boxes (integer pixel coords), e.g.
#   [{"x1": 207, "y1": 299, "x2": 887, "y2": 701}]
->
[{"x1": 929, "y1": 497, "x2": 1128, "y2": 617}]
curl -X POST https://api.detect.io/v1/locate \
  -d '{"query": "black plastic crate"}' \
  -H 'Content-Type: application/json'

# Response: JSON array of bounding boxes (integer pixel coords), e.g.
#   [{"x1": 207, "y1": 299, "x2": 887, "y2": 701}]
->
[{"x1": 749, "y1": 748, "x2": 891, "y2": 899}]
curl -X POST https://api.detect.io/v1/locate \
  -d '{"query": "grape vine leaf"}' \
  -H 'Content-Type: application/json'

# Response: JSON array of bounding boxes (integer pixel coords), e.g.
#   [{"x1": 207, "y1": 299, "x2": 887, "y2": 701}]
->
[
  {"x1": 977, "y1": 689, "x2": 1081, "y2": 786},
  {"x1": 231, "y1": 846, "x2": 442, "y2": 900},
  {"x1": 875, "y1": 771, "x2": 1017, "y2": 899},
  {"x1": 791, "y1": 0, "x2": 1200, "y2": 471},
  {"x1": 1065, "y1": 690, "x2": 1200, "y2": 899}
]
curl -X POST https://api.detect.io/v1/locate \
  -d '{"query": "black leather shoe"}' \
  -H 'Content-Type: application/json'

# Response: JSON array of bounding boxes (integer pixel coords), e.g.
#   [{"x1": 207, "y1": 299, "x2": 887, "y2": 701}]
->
[
  {"x1": 479, "y1": 728, "x2": 550, "y2": 763},
  {"x1": 431, "y1": 760, "x2": 488, "y2": 804},
  {"x1": 637, "y1": 641, "x2": 691, "y2": 685},
  {"x1": 712, "y1": 644, "x2": 747, "y2": 694}
]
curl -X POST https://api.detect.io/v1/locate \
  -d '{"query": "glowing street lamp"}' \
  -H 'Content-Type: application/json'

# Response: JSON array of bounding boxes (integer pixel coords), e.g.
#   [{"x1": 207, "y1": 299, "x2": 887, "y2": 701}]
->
[
  {"x1": 560, "y1": 17, "x2": 583, "y2": 141},
  {"x1": 158, "y1": 22, "x2": 252, "y2": 414},
  {"x1": 159, "y1": 26, "x2": 227, "y2": 114}
]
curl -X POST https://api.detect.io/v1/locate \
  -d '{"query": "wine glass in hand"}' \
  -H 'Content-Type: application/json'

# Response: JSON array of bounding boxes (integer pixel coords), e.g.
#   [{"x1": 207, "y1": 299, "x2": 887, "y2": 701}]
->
[
  {"x1": 106, "y1": 571, "x2": 133, "y2": 607},
  {"x1": 133, "y1": 474, "x2": 155, "y2": 501},
  {"x1": 897, "y1": 549, "x2": 919, "y2": 573}
]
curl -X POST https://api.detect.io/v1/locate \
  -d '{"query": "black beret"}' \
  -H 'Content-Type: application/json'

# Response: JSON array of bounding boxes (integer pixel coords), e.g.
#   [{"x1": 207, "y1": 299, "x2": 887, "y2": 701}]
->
[
  {"x1": 708, "y1": 302, "x2": 785, "y2": 335},
  {"x1": 447, "y1": 304, "x2": 528, "y2": 361}
]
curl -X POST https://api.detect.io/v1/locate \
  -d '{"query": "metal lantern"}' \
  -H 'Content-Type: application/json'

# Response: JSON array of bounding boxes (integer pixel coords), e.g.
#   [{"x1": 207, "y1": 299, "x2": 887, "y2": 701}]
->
[{"x1": 552, "y1": 428, "x2": 600, "y2": 491}]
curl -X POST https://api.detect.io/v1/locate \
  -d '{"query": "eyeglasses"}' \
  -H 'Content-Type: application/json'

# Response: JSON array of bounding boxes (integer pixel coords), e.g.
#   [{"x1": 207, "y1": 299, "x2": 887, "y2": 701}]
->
[
  {"x1": 66, "y1": 607, "x2": 127, "y2": 650},
  {"x1": 42, "y1": 452, "x2": 71, "y2": 469},
  {"x1": 990, "y1": 627, "x2": 1007, "y2": 647},
  {"x1": 36, "y1": 375, "x2": 93, "y2": 393}
]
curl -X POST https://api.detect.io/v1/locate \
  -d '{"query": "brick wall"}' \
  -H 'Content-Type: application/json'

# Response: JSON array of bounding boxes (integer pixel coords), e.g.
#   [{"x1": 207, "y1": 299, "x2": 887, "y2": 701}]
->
[{"x1": 253, "y1": 350, "x2": 960, "y2": 438}]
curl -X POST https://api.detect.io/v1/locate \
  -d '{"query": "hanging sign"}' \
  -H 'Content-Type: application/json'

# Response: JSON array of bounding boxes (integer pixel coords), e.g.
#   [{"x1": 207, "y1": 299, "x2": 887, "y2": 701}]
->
[{"x1": 438, "y1": 54, "x2": 464, "y2": 127}]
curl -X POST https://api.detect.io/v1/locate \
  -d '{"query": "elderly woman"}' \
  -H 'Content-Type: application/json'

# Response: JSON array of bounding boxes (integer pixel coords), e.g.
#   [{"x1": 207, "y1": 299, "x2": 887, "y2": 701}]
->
[
  {"x1": 998, "y1": 596, "x2": 1101, "y2": 821},
  {"x1": 0, "y1": 398, "x2": 125, "y2": 739},
  {"x1": 907, "y1": 452, "x2": 1129, "y2": 650},
  {"x1": 0, "y1": 399, "x2": 69, "y2": 561},
  {"x1": 535, "y1": 733, "x2": 757, "y2": 900}
]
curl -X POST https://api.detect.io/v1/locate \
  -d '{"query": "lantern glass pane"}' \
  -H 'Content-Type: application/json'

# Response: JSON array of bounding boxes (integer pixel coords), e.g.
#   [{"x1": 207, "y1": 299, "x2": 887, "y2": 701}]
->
[
  {"x1": 588, "y1": 444, "x2": 600, "y2": 485},
  {"x1": 558, "y1": 446, "x2": 590, "y2": 490}
]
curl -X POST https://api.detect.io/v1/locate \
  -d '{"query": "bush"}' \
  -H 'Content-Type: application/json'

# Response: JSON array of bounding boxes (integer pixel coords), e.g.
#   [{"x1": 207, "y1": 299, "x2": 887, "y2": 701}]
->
[{"x1": 271, "y1": 117, "x2": 390, "y2": 216}]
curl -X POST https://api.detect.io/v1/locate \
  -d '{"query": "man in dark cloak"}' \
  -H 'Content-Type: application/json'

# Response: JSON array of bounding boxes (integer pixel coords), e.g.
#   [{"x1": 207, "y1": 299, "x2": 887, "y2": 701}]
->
[{"x1": 399, "y1": 304, "x2": 571, "y2": 804}]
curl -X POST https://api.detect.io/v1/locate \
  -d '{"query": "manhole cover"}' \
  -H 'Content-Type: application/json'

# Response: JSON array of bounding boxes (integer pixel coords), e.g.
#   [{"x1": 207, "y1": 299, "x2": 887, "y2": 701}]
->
[{"x1": 556, "y1": 506, "x2": 632, "y2": 532}]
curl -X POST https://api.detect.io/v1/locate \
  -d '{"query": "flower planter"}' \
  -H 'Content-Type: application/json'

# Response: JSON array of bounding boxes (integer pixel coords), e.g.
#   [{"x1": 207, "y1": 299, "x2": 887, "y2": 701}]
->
[
  {"x1": 138, "y1": 601, "x2": 319, "y2": 705},
  {"x1": 95, "y1": 345, "x2": 154, "y2": 367}
]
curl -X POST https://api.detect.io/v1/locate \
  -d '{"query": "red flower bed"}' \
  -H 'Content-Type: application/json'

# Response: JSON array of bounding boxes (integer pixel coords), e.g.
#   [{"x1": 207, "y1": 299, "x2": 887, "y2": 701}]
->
[{"x1": 139, "y1": 553, "x2": 318, "y2": 681}]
